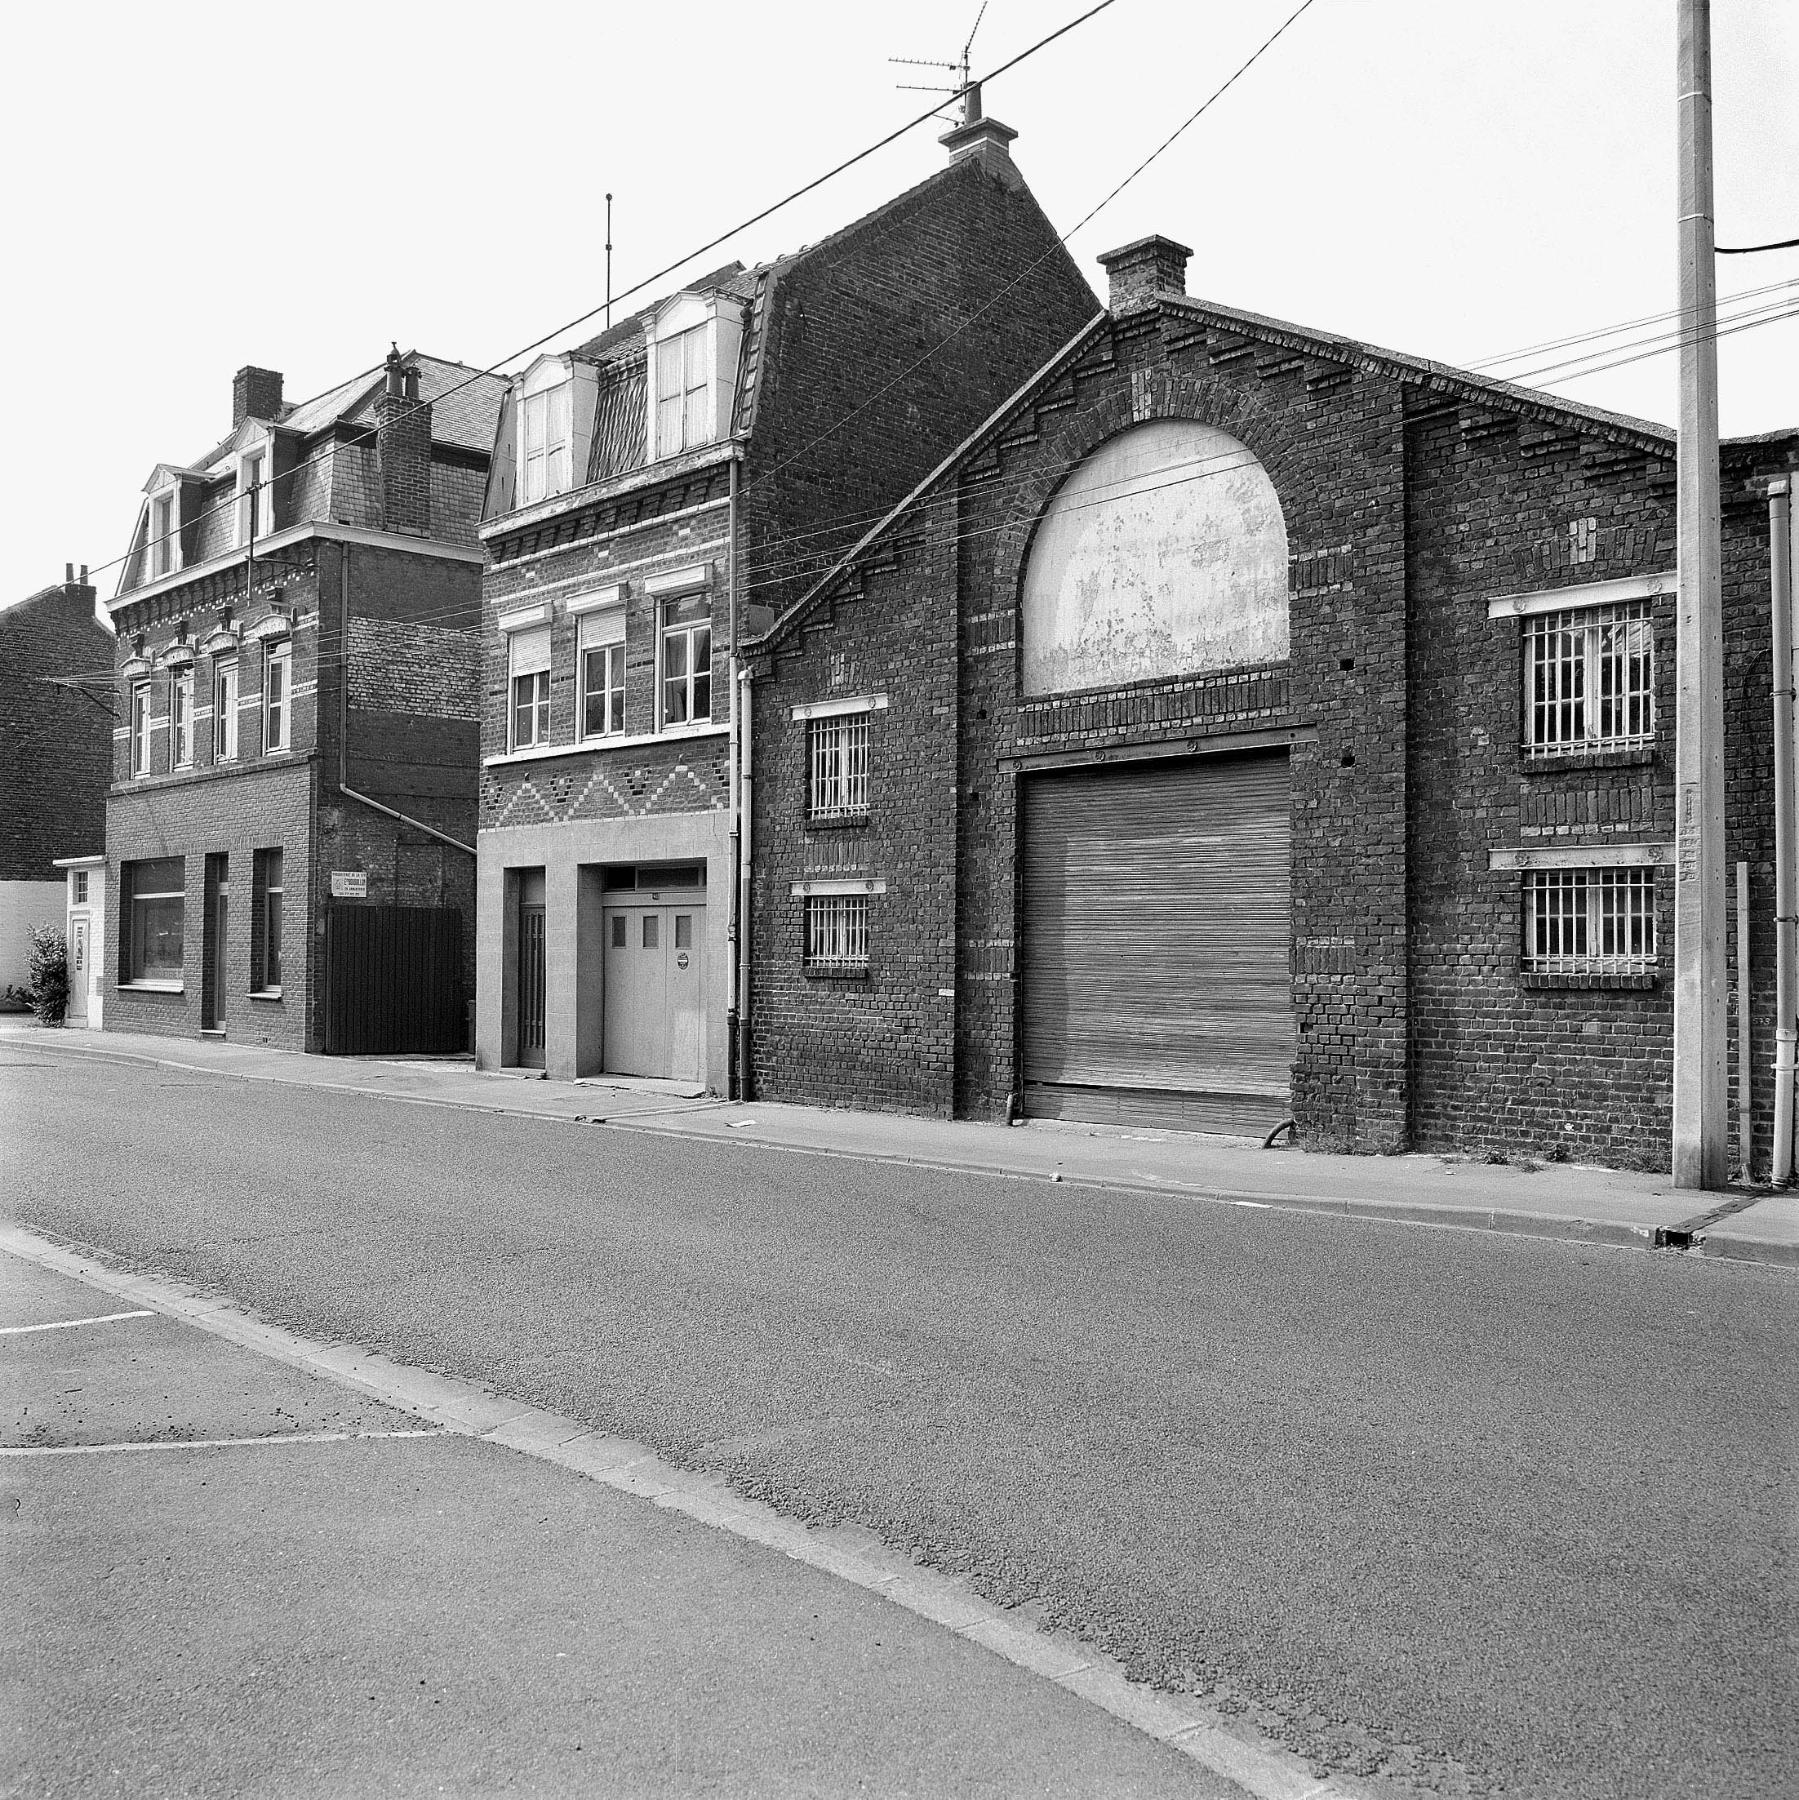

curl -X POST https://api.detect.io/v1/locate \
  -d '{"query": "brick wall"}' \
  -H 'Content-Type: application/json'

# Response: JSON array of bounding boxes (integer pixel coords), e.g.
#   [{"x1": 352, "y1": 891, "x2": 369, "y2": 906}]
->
[{"x1": 0, "y1": 582, "x2": 112, "y2": 876}]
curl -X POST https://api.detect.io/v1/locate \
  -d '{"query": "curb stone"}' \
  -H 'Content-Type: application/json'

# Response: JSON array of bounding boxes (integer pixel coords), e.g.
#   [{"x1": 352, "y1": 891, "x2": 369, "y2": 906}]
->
[{"x1": 0, "y1": 1219, "x2": 1367, "y2": 1800}]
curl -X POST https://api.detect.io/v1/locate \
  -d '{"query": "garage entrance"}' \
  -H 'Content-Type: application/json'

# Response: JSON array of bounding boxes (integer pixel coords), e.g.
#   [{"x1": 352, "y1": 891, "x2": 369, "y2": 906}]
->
[
  {"x1": 1021, "y1": 750, "x2": 1293, "y2": 1135},
  {"x1": 600, "y1": 864, "x2": 707, "y2": 1083}
]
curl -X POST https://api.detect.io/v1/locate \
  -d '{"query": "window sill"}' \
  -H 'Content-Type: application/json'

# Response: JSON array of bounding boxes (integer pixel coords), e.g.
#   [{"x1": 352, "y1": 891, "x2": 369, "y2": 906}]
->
[
  {"x1": 804, "y1": 965, "x2": 870, "y2": 982},
  {"x1": 1520, "y1": 970, "x2": 1659, "y2": 991},
  {"x1": 1521, "y1": 746, "x2": 1658, "y2": 774},
  {"x1": 249, "y1": 988, "x2": 284, "y2": 1002},
  {"x1": 804, "y1": 815, "x2": 871, "y2": 833},
  {"x1": 486, "y1": 723, "x2": 728, "y2": 768},
  {"x1": 119, "y1": 980, "x2": 184, "y2": 994}
]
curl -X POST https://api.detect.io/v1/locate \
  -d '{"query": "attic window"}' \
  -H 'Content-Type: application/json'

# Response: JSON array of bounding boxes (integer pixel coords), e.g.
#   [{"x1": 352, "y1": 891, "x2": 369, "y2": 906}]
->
[
  {"x1": 150, "y1": 490, "x2": 177, "y2": 580},
  {"x1": 520, "y1": 368, "x2": 573, "y2": 505},
  {"x1": 237, "y1": 447, "x2": 271, "y2": 546},
  {"x1": 655, "y1": 325, "x2": 711, "y2": 457}
]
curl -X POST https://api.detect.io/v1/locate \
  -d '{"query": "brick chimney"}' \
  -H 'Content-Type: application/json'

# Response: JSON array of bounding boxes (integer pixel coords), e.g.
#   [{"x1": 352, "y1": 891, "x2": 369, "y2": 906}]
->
[
  {"x1": 378, "y1": 345, "x2": 432, "y2": 536},
  {"x1": 233, "y1": 365, "x2": 284, "y2": 427},
  {"x1": 1097, "y1": 236, "x2": 1192, "y2": 315},
  {"x1": 938, "y1": 82, "x2": 1022, "y2": 190}
]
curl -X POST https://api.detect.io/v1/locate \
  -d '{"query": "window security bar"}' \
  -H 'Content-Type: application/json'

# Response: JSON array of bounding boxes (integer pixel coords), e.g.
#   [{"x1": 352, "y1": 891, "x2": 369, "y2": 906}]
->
[
  {"x1": 808, "y1": 714, "x2": 870, "y2": 820},
  {"x1": 805, "y1": 892, "x2": 869, "y2": 969},
  {"x1": 1524, "y1": 600, "x2": 1655, "y2": 755},
  {"x1": 1523, "y1": 866, "x2": 1657, "y2": 974}
]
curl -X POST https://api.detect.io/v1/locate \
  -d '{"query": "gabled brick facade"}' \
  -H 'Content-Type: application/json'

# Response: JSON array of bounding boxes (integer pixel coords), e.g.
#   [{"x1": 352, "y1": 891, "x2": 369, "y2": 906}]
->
[
  {"x1": 105, "y1": 352, "x2": 502, "y2": 1053},
  {"x1": 473, "y1": 112, "x2": 1101, "y2": 1088},
  {"x1": 741, "y1": 240, "x2": 1799, "y2": 1174}
]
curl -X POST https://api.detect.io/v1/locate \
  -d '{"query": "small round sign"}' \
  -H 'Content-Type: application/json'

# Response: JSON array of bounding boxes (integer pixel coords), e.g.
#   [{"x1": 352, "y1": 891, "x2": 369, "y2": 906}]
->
[{"x1": 676, "y1": 952, "x2": 689, "y2": 969}]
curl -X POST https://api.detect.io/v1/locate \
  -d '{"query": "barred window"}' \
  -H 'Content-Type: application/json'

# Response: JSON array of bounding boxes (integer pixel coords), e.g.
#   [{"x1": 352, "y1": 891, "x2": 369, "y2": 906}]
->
[
  {"x1": 808, "y1": 714, "x2": 870, "y2": 820},
  {"x1": 1523, "y1": 867, "x2": 1656, "y2": 975},
  {"x1": 1525, "y1": 601, "x2": 1654, "y2": 754},
  {"x1": 804, "y1": 893, "x2": 869, "y2": 971}
]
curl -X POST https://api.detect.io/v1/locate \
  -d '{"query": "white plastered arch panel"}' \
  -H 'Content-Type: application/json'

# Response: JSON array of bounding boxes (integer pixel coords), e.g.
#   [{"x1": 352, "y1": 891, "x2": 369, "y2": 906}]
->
[{"x1": 1020, "y1": 419, "x2": 1290, "y2": 696}]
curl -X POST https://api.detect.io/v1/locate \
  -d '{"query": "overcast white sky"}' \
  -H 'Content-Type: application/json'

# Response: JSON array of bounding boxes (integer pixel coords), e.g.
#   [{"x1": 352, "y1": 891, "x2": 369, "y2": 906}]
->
[{"x1": 3, "y1": 0, "x2": 1794, "y2": 621}]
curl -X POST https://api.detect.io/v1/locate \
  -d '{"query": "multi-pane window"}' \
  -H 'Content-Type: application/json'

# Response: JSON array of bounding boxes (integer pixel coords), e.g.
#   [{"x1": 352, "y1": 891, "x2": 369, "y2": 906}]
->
[
  {"x1": 252, "y1": 848, "x2": 283, "y2": 993},
  {"x1": 808, "y1": 714, "x2": 870, "y2": 820},
  {"x1": 129, "y1": 680, "x2": 151, "y2": 776},
  {"x1": 655, "y1": 324, "x2": 710, "y2": 457},
  {"x1": 150, "y1": 492, "x2": 175, "y2": 579},
  {"x1": 213, "y1": 656, "x2": 238, "y2": 761},
  {"x1": 1523, "y1": 867, "x2": 1657, "y2": 975},
  {"x1": 509, "y1": 623, "x2": 551, "y2": 750},
  {"x1": 804, "y1": 893, "x2": 869, "y2": 972},
  {"x1": 124, "y1": 857, "x2": 185, "y2": 985},
  {"x1": 580, "y1": 610, "x2": 626, "y2": 739},
  {"x1": 660, "y1": 595, "x2": 711, "y2": 727},
  {"x1": 1525, "y1": 602, "x2": 1654, "y2": 754},
  {"x1": 520, "y1": 381, "x2": 573, "y2": 505},
  {"x1": 238, "y1": 450, "x2": 268, "y2": 546},
  {"x1": 170, "y1": 668, "x2": 194, "y2": 768},
  {"x1": 264, "y1": 642, "x2": 290, "y2": 753}
]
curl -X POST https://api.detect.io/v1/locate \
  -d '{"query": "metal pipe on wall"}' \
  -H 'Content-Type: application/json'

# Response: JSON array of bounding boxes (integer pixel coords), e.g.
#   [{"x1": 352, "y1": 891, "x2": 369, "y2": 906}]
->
[
  {"x1": 737, "y1": 663, "x2": 754, "y2": 1099},
  {"x1": 1769, "y1": 476, "x2": 1796, "y2": 1185},
  {"x1": 726, "y1": 455, "x2": 741, "y2": 1099},
  {"x1": 1736, "y1": 861, "x2": 1751, "y2": 1175}
]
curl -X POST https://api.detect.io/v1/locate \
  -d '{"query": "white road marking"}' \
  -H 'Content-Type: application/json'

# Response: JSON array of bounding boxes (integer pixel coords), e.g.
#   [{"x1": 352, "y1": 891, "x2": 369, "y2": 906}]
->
[
  {"x1": 0, "y1": 1310, "x2": 155, "y2": 1336},
  {"x1": 0, "y1": 1428, "x2": 442, "y2": 1457}
]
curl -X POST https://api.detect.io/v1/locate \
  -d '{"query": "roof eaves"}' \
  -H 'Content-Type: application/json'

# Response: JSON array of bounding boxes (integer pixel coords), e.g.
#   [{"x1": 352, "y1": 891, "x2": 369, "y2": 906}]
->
[{"x1": 1162, "y1": 293, "x2": 1676, "y2": 451}]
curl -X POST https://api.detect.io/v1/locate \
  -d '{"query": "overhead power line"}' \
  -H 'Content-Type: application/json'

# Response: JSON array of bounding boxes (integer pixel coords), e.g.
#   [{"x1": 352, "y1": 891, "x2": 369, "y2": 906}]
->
[{"x1": 1718, "y1": 235, "x2": 1799, "y2": 255}]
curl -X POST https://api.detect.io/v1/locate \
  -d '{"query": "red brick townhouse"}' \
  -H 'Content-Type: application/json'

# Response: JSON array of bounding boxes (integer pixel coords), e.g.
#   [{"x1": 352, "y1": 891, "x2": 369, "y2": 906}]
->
[
  {"x1": 475, "y1": 103, "x2": 1099, "y2": 1085},
  {"x1": 106, "y1": 351, "x2": 504, "y2": 1054},
  {"x1": 739, "y1": 235, "x2": 1799, "y2": 1174}
]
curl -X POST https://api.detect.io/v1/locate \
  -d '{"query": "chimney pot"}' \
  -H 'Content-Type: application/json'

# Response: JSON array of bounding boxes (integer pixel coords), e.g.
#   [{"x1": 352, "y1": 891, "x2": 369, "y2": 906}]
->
[
  {"x1": 65, "y1": 562, "x2": 74, "y2": 583},
  {"x1": 232, "y1": 365, "x2": 284, "y2": 428},
  {"x1": 1097, "y1": 235, "x2": 1193, "y2": 314},
  {"x1": 385, "y1": 343, "x2": 405, "y2": 399}
]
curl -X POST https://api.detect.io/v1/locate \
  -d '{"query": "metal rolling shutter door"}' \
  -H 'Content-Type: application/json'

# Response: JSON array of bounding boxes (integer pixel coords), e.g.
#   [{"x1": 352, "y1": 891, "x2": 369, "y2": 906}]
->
[{"x1": 1022, "y1": 751, "x2": 1294, "y2": 1135}]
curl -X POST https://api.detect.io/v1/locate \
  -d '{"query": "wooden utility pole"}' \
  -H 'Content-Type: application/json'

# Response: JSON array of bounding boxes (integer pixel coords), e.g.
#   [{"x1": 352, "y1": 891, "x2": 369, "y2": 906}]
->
[{"x1": 1672, "y1": 0, "x2": 1728, "y2": 1187}]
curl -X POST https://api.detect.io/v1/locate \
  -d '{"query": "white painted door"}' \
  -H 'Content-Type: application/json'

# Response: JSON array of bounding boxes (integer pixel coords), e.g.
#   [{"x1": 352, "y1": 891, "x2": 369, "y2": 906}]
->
[
  {"x1": 603, "y1": 904, "x2": 705, "y2": 1081},
  {"x1": 68, "y1": 918, "x2": 89, "y2": 1024}
]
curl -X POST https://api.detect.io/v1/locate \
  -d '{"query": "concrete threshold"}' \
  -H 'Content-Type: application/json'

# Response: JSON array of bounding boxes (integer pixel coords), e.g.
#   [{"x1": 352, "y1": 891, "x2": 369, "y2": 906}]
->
[{"x1": 0, "y1": 1219, "x2": 1366, "y2": 1800}]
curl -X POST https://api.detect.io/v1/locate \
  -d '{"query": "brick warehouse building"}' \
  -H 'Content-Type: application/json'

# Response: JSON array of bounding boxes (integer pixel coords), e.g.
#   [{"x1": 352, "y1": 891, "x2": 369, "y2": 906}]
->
[
  {"x1": 106, "y1": 351, "x2": 504, "y2": 1054},
  {"x1": 737, "y1": 235, "x2": 1799, "y2": 1174},
  {"x1": 0, "y1": 571, "x2": 112, "y2": 995},
  {"x1": 474, "y1": 102, "x2": 1099, "y2": 1085}
]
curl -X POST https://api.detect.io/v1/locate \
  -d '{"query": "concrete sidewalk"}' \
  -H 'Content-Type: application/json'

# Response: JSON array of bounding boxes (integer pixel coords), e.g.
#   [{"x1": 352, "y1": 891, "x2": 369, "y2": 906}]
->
[{"x1": 6, "y1": 1019, "x2": 1795, "y2": 1268}]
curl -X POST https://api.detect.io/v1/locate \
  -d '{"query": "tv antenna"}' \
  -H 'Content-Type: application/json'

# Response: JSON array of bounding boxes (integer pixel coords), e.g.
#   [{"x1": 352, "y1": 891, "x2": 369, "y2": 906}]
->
[{"x1": 889, "y1": 0, "x2": 989, "y2": 121}]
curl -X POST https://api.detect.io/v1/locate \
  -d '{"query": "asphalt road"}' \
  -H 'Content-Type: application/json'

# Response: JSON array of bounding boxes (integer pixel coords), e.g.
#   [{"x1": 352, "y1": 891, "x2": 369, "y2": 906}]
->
[
  {"x1": 3, "y1": 1045, "x2": 1795, "y2": 1799},
  {"x1": 5, "y1": 1253, "x2": 1217, "y2": 1800}
]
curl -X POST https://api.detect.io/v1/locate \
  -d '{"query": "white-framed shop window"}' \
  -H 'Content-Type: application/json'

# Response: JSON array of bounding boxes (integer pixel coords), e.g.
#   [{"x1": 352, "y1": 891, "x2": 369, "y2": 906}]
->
[
  {"x1": 658, "y1": 594, "x2": 711, "y2": 728},
  {"x1": 252, "y1": 847, "x2": 284, "y2": 995},
  {"x1": 123, "y1": 856, "x2": 185, "y2": 987},
  {"x1": 263, "y1": 641, "x2": 291, "y2": 753}
]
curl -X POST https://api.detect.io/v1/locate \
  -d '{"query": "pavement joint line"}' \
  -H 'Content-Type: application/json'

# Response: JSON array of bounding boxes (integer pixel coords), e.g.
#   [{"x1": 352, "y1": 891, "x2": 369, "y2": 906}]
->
[
  {"x1": 17, "y1": 1030, "x2": 1796, "y2": 1268},
  {"x1": 0, "y1": 1310, "x2": 155, "y2": 1335},
  {"x1": 0, "y1": 1216, "x2": 1331, "y2": 1800},
  {"x1": 0, "y1": 1429, "x2": 443, "y2": 1457}
]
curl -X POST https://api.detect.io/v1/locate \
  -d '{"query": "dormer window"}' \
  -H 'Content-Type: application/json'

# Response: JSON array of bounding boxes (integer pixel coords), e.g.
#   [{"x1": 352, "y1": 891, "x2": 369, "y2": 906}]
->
[
  {"x1": 520, "y1": 367, "x2": 573, "y2": 505},
  {"x1": 645, "y1": 293, "x2": 741, "y2": 463},
  {"x1": 655, "y1": 326, "x2": 711, "y2": 457},
  {"x1": 237, "y1": 447, "x2": 271, "y2": 546},
  {"x1": 150, "y1": 491, "x2": 177, "y2": 580}
]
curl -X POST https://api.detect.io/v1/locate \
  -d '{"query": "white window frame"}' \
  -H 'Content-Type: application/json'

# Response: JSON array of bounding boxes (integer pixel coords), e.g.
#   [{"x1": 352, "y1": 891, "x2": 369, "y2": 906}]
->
[
  {"x1": 1523, "y1": 599, "x2": 1655, "y2": 756},
  {"x1": 1522, "y1": 865, "x2": 1657, "y2": 976},
  {"x1": 236, "y1": 445, "x2": 272, "y2": 547},
  {"x1": 170, "y1": 667, "x2": 194, "y2": 769},
  {"x1": 149, "y1": 488, "x2": 179, "y2": 580},
  {"x1": 657, "y1": 594, "x2": 712, "y2": 730},
  {"x1": 263, "y1": 641, "x2": 291, "y2": 754},
  {"x1": 213, "y1": 656, "x2": 239, "y2": 762},
  {"x1": 654, "y1": 323, "x2": 712, "y2": 459},
  {"x1": 519, "y1": 365, "x2": 574, "y2": 506},
  {"x1": 507, "y1": 620, "x2": 552, "y2": 751},
  {"x1": 803, "y1": 892, "x2": 870, "y2": 972},
  {"x1": 579, "y1": 606, "x2": 626, "y2": 741},
  {"x1": 124, "y1": 856, "x2": 185, "y2": 989},
  {"x1": 807, "y1": 711, "x2": 871, "y2": 820},
  {"x1": 129, "y1": 680, "x2": 152, "y2": 777}
]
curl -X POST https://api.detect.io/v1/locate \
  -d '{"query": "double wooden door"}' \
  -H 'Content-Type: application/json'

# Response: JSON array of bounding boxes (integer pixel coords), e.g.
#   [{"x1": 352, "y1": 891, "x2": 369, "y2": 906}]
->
[{"x1": 603, "y1": 902, "x2": 705, "y2": 1082}]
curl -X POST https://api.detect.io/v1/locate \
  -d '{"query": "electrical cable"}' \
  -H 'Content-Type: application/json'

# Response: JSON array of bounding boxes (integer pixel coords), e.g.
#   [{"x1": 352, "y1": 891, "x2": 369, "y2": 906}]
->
[{"x1": 1718, "y1": 235, "x2": 1799, "y2": 256}]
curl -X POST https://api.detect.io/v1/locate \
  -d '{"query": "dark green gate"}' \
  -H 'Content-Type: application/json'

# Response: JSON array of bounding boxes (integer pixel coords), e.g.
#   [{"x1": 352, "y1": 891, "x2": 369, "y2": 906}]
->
[{"x1": 323, "y1": 903, "x2": 465, "y2": 1056}]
